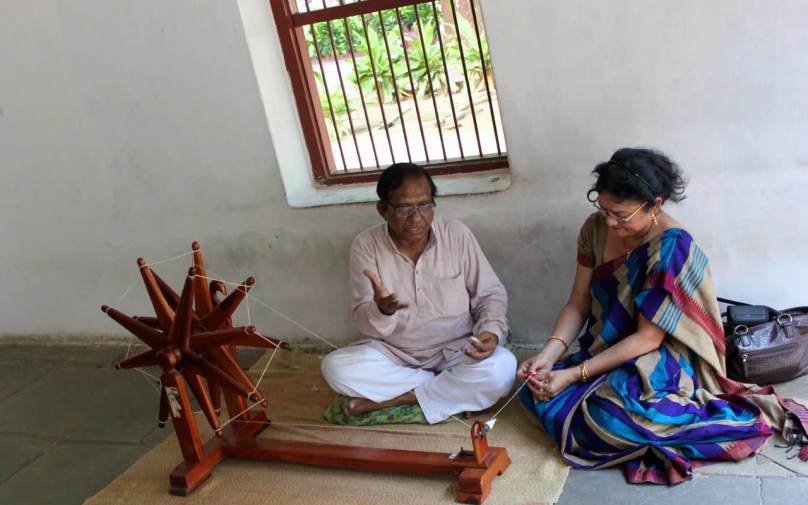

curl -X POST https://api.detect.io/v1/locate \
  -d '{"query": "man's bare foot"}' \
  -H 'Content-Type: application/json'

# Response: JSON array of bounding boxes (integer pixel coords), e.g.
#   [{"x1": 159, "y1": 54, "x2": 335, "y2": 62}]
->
[
  {"x1": 345, "y1": 398, "x2": 382, "y2": 416},
  {"x1": 463, "y1": 411, "x2": 475, "y2": 419},
  {"x1": 343, "y1": 392, "x2": 418, "y2": 417}
]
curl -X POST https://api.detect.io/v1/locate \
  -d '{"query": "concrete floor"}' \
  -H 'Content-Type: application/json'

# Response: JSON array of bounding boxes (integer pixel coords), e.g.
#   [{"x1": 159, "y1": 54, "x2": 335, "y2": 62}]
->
[{"x1": 1, "y1": 343, "x2": 807, "y2": 505}]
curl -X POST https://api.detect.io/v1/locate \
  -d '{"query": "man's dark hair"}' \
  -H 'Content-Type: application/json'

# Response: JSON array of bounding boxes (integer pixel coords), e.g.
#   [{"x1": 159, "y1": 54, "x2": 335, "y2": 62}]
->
[
  {"x1": 591, "y1": 148, "x2": 687, "y2": 204},
  {"x1": 376, "y1": 163, "x2": 438, "y2": 203}
]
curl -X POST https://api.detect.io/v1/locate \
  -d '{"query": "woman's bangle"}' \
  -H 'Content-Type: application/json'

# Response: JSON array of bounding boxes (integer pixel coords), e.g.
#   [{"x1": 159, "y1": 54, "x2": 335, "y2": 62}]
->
[
  {"x1": 579, "y1": 360, "x2": 590, "y2": 383},
  {"x1": 546, "y1": 336, "x2": 569, "y2": 350}
]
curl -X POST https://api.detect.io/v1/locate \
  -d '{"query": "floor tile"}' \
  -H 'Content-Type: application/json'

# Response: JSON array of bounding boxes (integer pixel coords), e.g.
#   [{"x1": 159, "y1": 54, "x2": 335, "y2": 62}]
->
[
  {"x1": 0, "y1": 434, "x2": 52, "y2": 484},
  {"x1": 0, "y1": 361, "x2": 53, "y2": 401},
  {"x1": 0, "y1": 365, "x2": 161, "y2": 443},
  {"x1": 761, "y1": 475, "x2": 808, "y2": 504},
  {"x1": 0, "y1": 442, "x2": 149, "y2": 505},
  {"x1": 555, "y1": 468, "x2": 763, "y2": 505}
]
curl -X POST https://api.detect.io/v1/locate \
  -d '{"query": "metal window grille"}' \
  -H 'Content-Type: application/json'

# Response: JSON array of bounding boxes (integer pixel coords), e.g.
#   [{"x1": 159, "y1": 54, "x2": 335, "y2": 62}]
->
[{"x1": 269, "y1": 0, "x2": 508, "y2": 185}]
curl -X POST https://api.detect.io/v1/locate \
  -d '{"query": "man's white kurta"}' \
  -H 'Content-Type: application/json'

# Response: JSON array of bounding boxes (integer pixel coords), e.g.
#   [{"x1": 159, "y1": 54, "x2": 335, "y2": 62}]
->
[
  {"x1": 349, "y1": 217, "x2": 509, "y2": 368},
  {"x1": 321, "y1": 218, "x2": 516, "y2": 424}
]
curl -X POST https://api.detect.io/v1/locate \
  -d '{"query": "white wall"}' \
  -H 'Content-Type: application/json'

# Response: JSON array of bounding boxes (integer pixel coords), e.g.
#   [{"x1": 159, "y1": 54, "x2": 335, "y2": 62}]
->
[{"x1": 1, "y1": 0, "x2": 806, "y2": 345}]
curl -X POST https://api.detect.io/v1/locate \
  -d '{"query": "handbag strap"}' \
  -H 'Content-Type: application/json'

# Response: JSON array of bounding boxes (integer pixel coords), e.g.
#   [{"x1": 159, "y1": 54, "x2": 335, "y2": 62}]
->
[{"x1": 717, "y1": 297, "x2": 752, "y2": 306}]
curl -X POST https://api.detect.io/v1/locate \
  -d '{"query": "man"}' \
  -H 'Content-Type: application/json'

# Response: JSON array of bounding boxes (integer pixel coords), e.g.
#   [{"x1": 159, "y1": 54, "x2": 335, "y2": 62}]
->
[{"x1": 321, "y1": 163, "x2": 516, "y2": 424}]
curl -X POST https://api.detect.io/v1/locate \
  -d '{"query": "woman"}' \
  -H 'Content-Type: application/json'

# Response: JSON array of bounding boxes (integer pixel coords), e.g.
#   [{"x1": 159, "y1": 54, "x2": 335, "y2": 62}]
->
[{"x1": 518, "y1": 148, "x2": 807, "y2": 484}]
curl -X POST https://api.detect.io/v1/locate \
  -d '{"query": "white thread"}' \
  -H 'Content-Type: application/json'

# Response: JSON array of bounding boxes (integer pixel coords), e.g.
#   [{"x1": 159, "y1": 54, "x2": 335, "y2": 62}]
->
[
  {"x1": 192, "y1": 263, "x2": 236, "y2": 287},
  {"x1": 115, "y1": 280, "x2": 137, "y2": 305},
  {"x1": 219, "y1": 400, "x2": 263, "y2": 429},
  {"x1": 485, "y1": 377, "x2": 531, "y2": 425},
  {"x1": 124, "y1": 335, "x2": 134, "y2": 359},
  {"x1": 193, "y1": 262, "x2": 221, "y2": 281},
  {"x1": 227, "y1": 420, "x2": 470, "y2": 437},
  {"x1": 249, "y1": 295, "x2": 343, "y2": 352},
  {"x1": 136, "y1": 368, "x2": 162, "y2": 383},
  {"x1": 135, "y1": 368, "x2": 162, "y2": 394},
  {"x1": 253, "y1": 331, "x2": 281, "y2": 349},
  {"x1": 194, "y1": 272, "x2": 338, "y2": 351},
  {"x1": 246, "y1": 292, "x2": 251, "y2": 326},
  {"x1": 219, "y1": 322, "x2": 283, "y2": 427},
  {"x1": 188, "y1": 269, "x2": 335, "y2": 351},
  {"x1": 194, "y1": 273, "x2": 243, "y2": 288},
  {"x1": 250, "y1": 335, "x2": 280, "y2": 395},
  {"x1": 140, "y1": 250, "x2": 195, "y2": 269},
  {"x1": 448, "y1": 414, "x2": 472, "y2": 428}
]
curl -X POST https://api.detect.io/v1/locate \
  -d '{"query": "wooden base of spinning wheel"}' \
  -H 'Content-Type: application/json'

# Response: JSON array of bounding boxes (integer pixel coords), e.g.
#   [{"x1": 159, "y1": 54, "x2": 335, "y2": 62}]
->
[
  {"x1": 103, "y1": 243, "x2": 510, "y2": 504},
  {"x1": 169, "y1": 407, "x2": 510, "y2": 504}
]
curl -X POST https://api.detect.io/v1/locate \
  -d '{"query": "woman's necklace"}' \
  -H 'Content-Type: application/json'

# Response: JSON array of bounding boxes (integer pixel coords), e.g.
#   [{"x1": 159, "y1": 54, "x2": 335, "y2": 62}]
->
[{"x1": 622, "y1": 220, "x2": 656, "y2": 259}]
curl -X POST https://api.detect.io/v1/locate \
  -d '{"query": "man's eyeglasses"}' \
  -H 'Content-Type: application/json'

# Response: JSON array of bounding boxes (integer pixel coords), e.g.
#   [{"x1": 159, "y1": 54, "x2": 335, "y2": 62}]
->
[
  {"x1": 389, "y1": 201, "x2": 436, "y2": 218},
  {"x1": 587, "y1": 191, "x2": 646, "y2": 223}
]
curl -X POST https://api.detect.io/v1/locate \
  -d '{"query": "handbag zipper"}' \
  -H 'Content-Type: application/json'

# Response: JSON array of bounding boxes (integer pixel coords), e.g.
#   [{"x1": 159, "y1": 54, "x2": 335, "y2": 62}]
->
[{"x1": 742, "y1": 353, "x2": 748, "y2": 377}]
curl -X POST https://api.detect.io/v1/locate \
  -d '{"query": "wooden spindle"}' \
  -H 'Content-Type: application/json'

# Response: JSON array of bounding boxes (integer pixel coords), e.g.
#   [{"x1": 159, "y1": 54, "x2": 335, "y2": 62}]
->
[
  {"x1": 182, "y1": 355, "x2": 257, "y2": 401},
  {"x1": 208, "y1": 345, "x2": 268, "y2": 407},
  {"x1": 191, "y1": 326, "x2": 256, "y2": 352},
  {"x1": 152, "y1": 270, "x2": 202, "y2": 325},
  {"x1": 158, "y1": 386, "x2": 170, "y2": 428},
  {"x1": 183, "y1": 370, "x2": 222, "y2": 437},
  {"x1": 102, "y1": 305, "x2": 168, "y2": 351},
  {"x1": 151, "y1": 270, "x2": 180, "y2": 309},
  {"x1": 115, "y1": 349, "x2": 158, "y2": 369},
  {"x1": 167, "y1": 268, "x2": 196, "y2": 350},
  {"x1": 192, "y1": 242, "x2": 215, "y2": 318},
  {"x1": 138, "y1": 259, "x2": 175, "y2": 333},
  {"x1": 209, "y1": 382, "x2": 221, "y2": 415},
  {"x1": 159, "y1": 369, "x2": 204, "y2": 463},
  {"x1": 133, "y1": 316, "x2": 161, "y2": 328},
  {"x1": 228, "y1": 331, "x2": 288, "y2": 350}
]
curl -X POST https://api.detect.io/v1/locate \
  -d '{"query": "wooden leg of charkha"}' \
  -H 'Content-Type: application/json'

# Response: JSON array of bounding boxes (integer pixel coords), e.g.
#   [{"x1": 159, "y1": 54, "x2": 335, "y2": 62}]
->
[
  {"x1": 168, "y1": 411, "x2": 270, "y2": 496},
  {"x1": 456, "y1": 447, "x2": 511, "y2": 504}
]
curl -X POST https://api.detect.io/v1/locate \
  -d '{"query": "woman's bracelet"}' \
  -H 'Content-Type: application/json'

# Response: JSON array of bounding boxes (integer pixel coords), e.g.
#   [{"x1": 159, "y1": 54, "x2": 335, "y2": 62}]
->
[
  {"x1": 579, "y1": 360, "x2": 590, "y2": 383},
  {"x1": 546, "y1": 336, "x2": 569, "y2": 350}
]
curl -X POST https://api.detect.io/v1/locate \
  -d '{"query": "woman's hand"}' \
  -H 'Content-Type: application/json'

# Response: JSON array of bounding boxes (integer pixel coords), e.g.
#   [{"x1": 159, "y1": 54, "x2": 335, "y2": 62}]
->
[
  {"x1": 527, "y1": 368, "x2": 579, "y2": 402},
  {"x1": 516, "y1": 350, "x2": 556, "y2": 381}
]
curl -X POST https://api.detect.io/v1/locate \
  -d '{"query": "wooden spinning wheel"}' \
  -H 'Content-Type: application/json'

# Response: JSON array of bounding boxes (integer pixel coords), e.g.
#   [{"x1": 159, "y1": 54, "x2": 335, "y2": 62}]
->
[{"x1": 102, "y1": 243, "x2": 511, "y2": 504}]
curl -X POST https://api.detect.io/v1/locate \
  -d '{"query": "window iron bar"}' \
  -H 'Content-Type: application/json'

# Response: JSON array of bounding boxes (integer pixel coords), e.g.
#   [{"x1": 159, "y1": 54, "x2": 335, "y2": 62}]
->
[{"x1": 448, "y1": 0, "x2": 483, "y2": 157}]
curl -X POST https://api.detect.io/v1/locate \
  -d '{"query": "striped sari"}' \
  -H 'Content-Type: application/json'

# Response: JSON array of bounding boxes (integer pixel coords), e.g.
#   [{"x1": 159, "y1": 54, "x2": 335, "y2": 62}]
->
[{"x1": 520, "y1": 214, "x2": 808, "y2": 484}]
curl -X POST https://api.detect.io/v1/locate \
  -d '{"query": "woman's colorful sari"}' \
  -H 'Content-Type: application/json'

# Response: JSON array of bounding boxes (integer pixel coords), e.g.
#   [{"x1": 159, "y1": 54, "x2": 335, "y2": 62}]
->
[{"x1": 520, "y1": 214, "x2": 808, "y2": 484}]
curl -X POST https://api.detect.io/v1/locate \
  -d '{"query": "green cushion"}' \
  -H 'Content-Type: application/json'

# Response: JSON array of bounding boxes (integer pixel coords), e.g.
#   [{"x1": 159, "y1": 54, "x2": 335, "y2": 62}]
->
[{"x1": 322, "y1": 395, "x2": 430, "y2": 426}]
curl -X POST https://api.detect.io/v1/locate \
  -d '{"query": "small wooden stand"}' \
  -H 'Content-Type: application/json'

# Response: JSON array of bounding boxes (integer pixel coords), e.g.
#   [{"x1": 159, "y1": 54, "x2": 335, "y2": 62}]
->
[{"x1": 103, "y1": 243, "x2": 510, "y2": 504}]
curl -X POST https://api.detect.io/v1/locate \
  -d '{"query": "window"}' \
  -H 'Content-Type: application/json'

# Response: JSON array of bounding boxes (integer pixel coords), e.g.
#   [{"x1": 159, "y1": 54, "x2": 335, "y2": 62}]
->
[{"x1": 269, "y1": 0, "x2": 508, "y2": 185}]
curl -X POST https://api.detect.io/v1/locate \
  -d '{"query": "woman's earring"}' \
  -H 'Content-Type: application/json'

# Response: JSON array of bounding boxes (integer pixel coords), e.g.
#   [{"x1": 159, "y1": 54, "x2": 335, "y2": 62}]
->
[{"x1": 652, "y1": 212, "x2": 659, "y2": 226}]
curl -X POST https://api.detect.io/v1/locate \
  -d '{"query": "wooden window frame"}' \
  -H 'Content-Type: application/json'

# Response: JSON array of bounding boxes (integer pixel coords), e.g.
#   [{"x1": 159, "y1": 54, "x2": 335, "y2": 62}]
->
[{"x1": 268, "y1": 0, "x2": 509, "y2": 186}]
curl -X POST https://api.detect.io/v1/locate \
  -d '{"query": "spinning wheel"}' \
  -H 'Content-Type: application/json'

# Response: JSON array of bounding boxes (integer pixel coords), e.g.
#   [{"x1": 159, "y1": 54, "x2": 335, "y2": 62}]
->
[
  {"x1": 103, "y1": 243, "x2": 286, "y2": 436},
  {"x1": 102, "y1": 243, "x2": 510, "y2": 504}
]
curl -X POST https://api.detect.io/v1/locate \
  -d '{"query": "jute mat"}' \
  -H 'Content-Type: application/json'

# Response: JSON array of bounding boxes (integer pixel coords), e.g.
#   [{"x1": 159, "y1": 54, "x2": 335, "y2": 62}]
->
[{"x1": 85, "y1": 349, "x2": 569, "y2": 504}]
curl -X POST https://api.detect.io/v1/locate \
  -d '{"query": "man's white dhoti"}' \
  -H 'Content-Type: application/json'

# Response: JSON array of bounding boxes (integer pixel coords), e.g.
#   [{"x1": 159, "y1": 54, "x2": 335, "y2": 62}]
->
[{"x1": 321, "y1": 344, "x2": 517, "y2": 424}]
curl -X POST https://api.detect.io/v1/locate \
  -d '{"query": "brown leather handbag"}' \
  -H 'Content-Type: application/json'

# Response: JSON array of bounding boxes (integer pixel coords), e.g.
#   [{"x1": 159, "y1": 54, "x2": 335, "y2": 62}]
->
[{"x1": 719, "y1": 298, "x2": 808, "y2": 385}]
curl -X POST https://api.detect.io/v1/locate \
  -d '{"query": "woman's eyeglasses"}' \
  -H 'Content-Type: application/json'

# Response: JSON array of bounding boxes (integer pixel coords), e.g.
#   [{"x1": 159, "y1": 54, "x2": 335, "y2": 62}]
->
[{"x1": 587, "y1": 190, "x2": 646, "y2": 223}]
